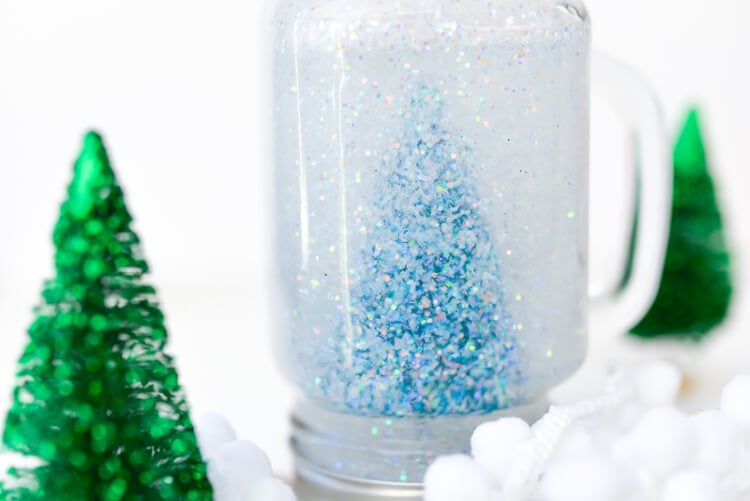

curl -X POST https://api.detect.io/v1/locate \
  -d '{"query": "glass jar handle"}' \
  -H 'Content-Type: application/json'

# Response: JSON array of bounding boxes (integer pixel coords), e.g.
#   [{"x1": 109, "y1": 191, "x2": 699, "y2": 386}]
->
[{"x1": 589, "y1": 52, "x2": 673, "y2": 333}]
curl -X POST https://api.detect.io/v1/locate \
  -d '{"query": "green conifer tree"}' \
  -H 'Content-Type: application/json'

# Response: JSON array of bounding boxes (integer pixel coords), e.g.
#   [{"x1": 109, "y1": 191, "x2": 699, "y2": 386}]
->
[
  {"x1": 631, "y1": 108, "x2": 733, "y2": 339},
  {"x1": 1, "y1": 132, "x2": 212, "y2": 500}
]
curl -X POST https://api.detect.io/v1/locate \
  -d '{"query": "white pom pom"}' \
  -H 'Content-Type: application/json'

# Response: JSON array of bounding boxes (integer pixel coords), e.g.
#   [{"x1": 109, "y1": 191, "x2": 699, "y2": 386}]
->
[
  {"x1": 210, "y1": 476, "x2": 244, "y2": 501},
  {"x1": 720, "y1": 374, "x2": 750, "y2": 428},
  {"x1": 621, "y1": 406, "x2": 692, "y2": 478},
  {"x1": 662, "y1": 470, "x2": 722, "y2": 501},
  {"x1": 633, "y1": 361, "x2": 682, "y2": 406},
  {"x1": 424, "y1": 455, "x2": 493, "y2": 501},
  {"x1": 539, "y1": 452, "x2": 624, "y2": 501},
  {"x1": 613, "y1": 401, "x2": 648, "y2": 430},
  {"x1": 248, "y1": 477, "x2": 297, "y2": 501},
  {"x1": 471, "y1": 417, "x2": 531, "y2": 485},
  {"x1": 550, "y1": 424, "x2": 595, "y2": 463},
  {"x1": 585, "y1": 416, "x2": 625, "y2": 450},
  {"x1": 213, "y1": 440, "x2": 273, "y2": 494},
  {"x1": 689, "y1": 410, "x2": 743, "y2": 476},
  {"x1": 194, "y1": 413, "x2": 237, "y2": 460}
]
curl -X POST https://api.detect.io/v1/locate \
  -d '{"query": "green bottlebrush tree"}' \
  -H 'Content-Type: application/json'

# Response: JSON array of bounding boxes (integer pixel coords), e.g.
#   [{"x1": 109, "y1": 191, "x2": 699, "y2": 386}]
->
[
  {"x1": 329, "y1": 88, "x2": 518, "y2": 416},
  {"x1": 631, "y1": 108, "x2": 733, "y2": 339},
  {"x1": 1, "y1": 132, "x2": 212, "y2": 500}
]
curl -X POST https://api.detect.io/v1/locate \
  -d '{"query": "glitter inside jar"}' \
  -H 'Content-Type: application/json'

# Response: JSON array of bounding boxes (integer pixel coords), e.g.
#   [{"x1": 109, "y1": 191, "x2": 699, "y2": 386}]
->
[{"x1": 271, "y1": 0, "x2": 590, "y2": 485}]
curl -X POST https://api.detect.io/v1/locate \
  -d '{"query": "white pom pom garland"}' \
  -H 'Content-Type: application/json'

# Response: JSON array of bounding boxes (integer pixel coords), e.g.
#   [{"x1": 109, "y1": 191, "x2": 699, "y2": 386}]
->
[
  {"x1": 632, "y1": 361, "x2": 683, "y2": 406},
  {"x1": 423, "y1": 454, "x2": 495, "y2": 501},
  {"x1": 194, "y1": 412, "x2": 237, "y2": 460},
  {"x1": 721, "y1": 374, "x2": 750, "y2": 428},
  {"x1": 623, "y1": 406, "x2": 692, "y2": 479},
  {"x1": 662, "y1": 470, "x2": 723, "y2": 501},
  {"x1": 471, "y1": 417, "x2": 532, "y2": 485},
  {"x1": 194, "y1": 413, "x2": 296, "y2": 501},
  {"x1": 423, "y1": 363, "x2": 750, "y2": 501}
]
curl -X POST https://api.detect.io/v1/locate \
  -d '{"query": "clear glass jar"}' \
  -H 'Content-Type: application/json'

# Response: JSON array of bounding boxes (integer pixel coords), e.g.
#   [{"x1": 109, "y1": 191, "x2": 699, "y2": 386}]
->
[{"x1": 270, "y1": 0, "x2": 668, "y2": 490}]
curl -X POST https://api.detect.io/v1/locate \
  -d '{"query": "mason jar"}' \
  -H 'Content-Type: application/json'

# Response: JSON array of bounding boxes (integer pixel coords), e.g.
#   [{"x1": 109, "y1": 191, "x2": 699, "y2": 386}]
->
[{"x1": 269, "y1": 0, "x2": 669, "y2": 491}]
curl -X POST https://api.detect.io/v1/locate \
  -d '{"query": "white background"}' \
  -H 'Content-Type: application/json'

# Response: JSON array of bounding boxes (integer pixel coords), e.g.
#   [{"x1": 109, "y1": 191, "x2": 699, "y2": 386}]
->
[{"x1": 0, "y1": 0, "x2": 748, "y2": 480}]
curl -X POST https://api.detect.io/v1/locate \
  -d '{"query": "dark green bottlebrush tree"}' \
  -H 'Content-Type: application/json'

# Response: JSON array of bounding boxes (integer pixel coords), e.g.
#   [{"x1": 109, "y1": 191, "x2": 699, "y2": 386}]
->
[
  {"x1": 331, "y1": 89, "x2": 518, "y2": 416},
  {"x1": 1, "y1": 132, "x2": 212, "y2": 500},
  {"x1": 631, "y1": 108, "x2": 733, "y2": 339}
]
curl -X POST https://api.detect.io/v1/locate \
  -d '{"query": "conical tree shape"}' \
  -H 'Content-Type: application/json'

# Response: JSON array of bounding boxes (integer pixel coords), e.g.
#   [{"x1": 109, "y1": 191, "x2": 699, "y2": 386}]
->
[
  {"x1": 325, "y1": 89, "x2": 518, "y2": 416},
  {"x1": 631, "y1": 108, "x2": 733, "y2": 338},
  {"x1": 1, "y1": 132, "x2": 212, "y2": 500}
]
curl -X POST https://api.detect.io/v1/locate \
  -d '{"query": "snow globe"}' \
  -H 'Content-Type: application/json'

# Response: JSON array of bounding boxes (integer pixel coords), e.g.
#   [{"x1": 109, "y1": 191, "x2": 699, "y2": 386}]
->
[{"x1": 269, "y1": 0, "x2": 670, "y2": 494}]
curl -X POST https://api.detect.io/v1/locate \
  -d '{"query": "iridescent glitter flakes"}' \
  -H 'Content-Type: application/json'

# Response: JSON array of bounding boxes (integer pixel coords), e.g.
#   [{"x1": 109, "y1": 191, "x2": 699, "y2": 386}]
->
[
  {"x1": 273, "y1": 0, "x2": 590, "y2": 421},
  {"x1": 322, "y1": 89, "x2": 520, "y2": 416}
]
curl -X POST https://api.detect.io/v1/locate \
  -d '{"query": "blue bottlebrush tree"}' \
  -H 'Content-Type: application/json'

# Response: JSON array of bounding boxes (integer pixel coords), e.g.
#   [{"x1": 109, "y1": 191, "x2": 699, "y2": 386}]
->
[{"x1": 335, "y1": 88, "x2": 519, "y2": 417}]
